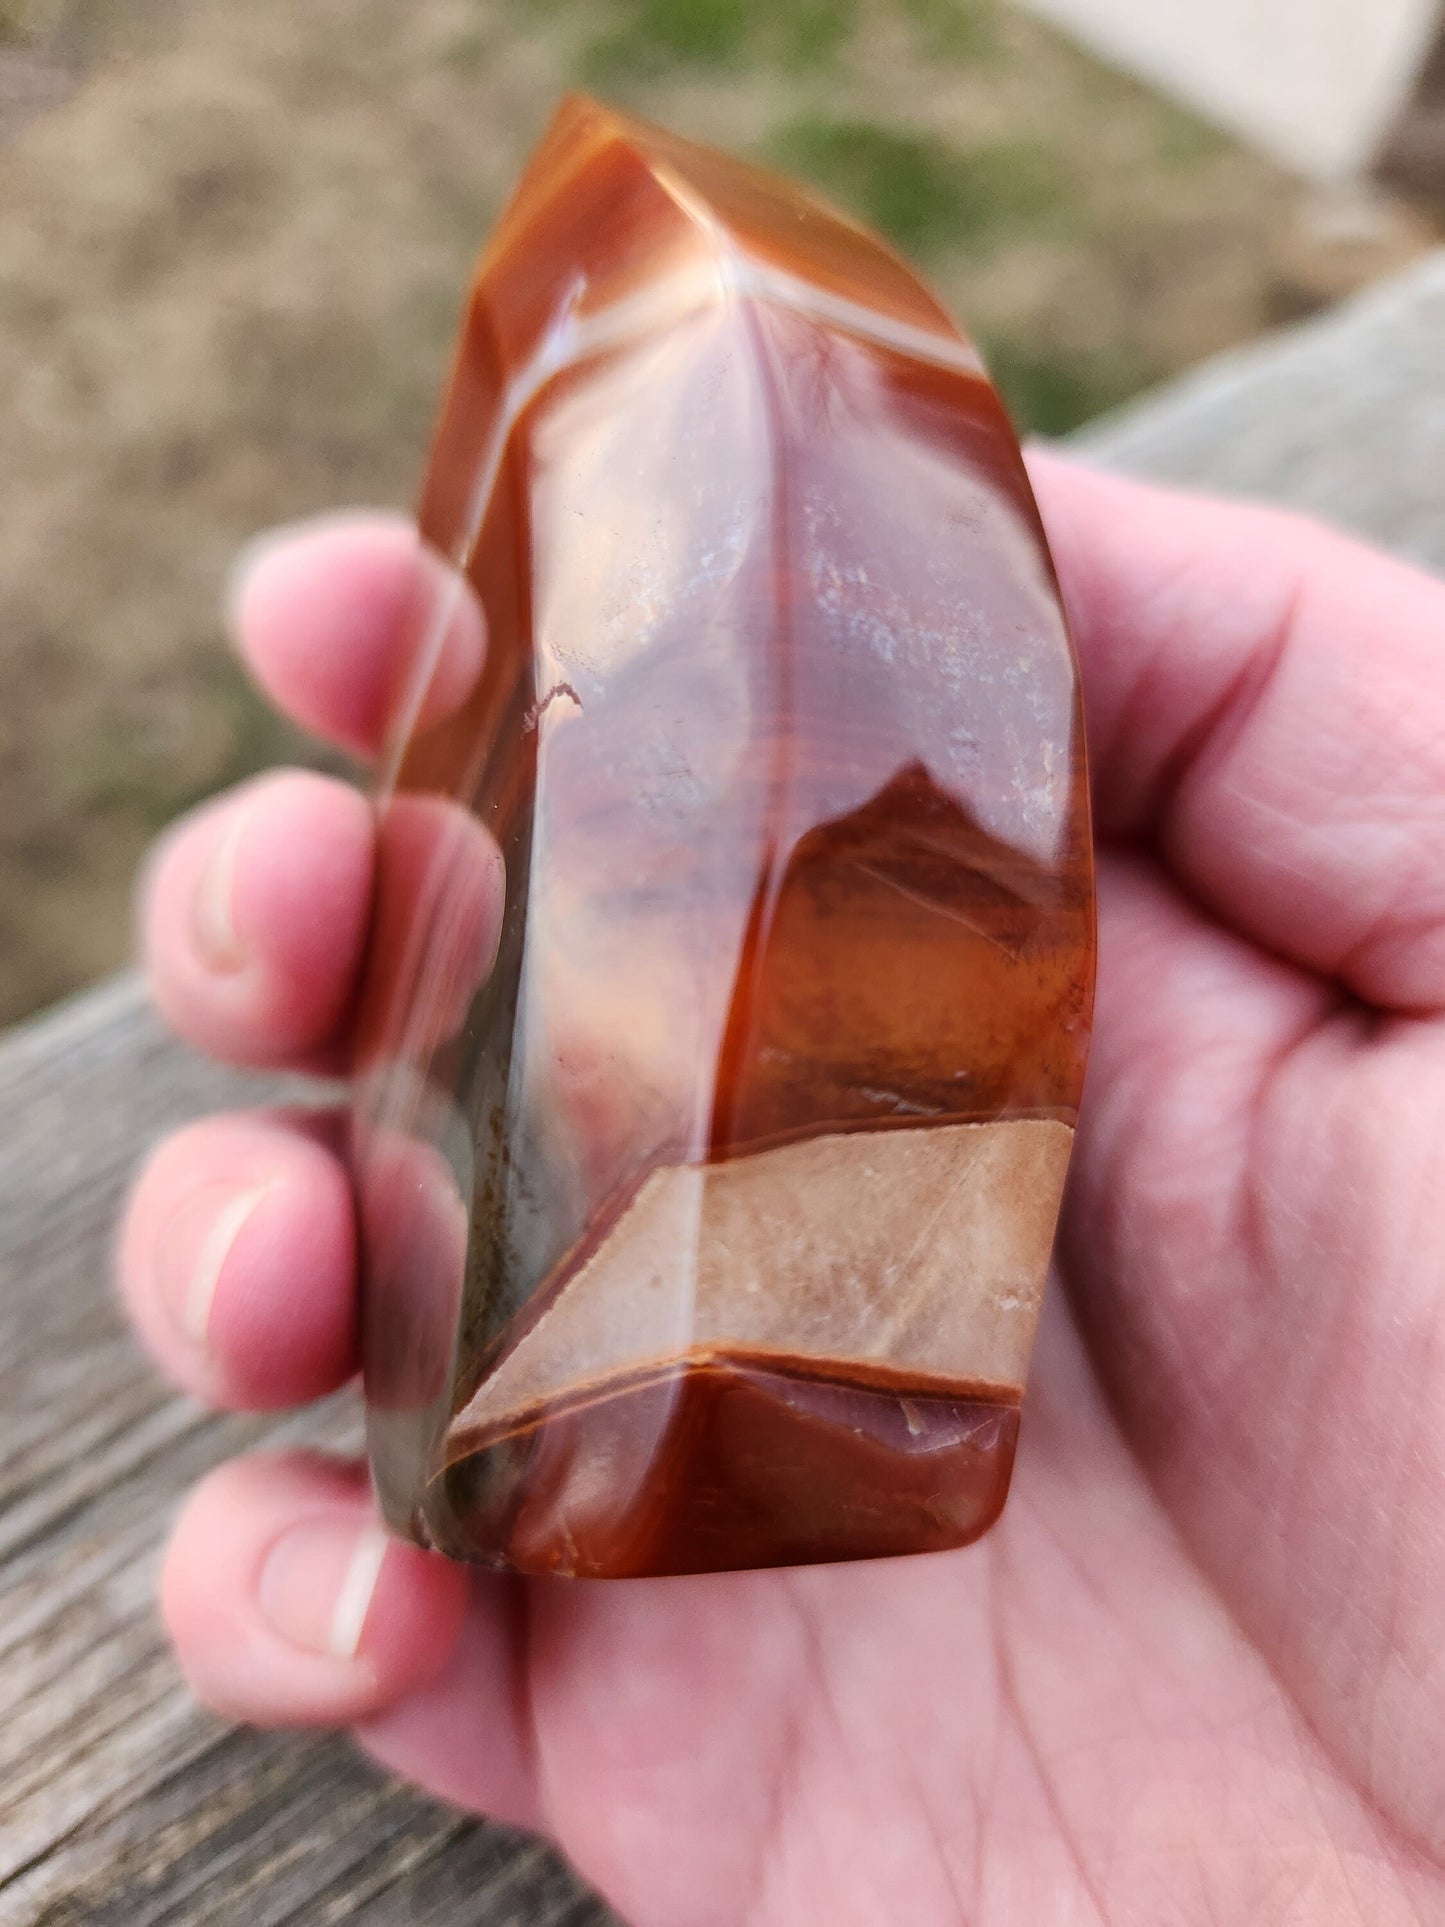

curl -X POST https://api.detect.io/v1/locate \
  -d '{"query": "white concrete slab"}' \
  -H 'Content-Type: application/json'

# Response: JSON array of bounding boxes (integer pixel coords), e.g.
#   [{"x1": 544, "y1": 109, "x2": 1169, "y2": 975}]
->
[{"x1": 1012, "y1": 0, "x2": 1444, "y2": 180}]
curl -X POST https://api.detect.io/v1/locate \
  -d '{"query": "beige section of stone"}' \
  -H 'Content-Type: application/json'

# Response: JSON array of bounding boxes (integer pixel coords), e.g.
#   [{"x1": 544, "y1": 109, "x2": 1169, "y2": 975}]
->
[{"x1": 452, "y1": 1117, "x2": 1072, "y2": 1445}]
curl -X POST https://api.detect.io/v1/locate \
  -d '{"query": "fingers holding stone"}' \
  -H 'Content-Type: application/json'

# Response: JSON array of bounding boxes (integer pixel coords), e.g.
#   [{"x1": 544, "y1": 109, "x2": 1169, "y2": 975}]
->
[
  {"x1": 161, "y1": 1454, "x2": 468, "y2": 1728},
  {"x1": 140, "y1": 769, "x2": 373, "y2": 1067},
  {"x1": 229, "y1": 513, "x2": 487, "y2": 761},
  {"x1": 119, "y1": 1110, "x2": 358, "y2": 1410}
]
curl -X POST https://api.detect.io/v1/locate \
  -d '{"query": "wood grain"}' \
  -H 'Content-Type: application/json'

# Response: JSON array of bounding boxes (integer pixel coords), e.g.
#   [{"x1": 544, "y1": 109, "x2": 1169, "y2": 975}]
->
[
  {"x1": 0, "y1": 980, "x2": 612, "y2": 1925},
  {"x1": 2, "y1": 253, "x2": 1441, "y2": 1921}
]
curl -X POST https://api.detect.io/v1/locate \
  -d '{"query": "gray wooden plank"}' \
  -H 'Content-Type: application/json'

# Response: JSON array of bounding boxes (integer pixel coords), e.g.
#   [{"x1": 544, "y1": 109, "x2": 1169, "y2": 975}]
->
[
  {"x1": 3, "y1": 249, "x2": 1442, "y2": 1922},
  {"x1": 0, "y1": 982, "x2": 612, "y2": 1926},
  {"x1": 1079, "y1": 248, "x2": 1445, "y2": 577}
]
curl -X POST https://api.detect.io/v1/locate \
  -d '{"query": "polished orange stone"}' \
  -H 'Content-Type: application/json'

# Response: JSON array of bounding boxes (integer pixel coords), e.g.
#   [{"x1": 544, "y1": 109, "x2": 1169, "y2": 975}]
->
[{"x1": 353, "y1": 96, "x2": 1095, "y2": 1578}]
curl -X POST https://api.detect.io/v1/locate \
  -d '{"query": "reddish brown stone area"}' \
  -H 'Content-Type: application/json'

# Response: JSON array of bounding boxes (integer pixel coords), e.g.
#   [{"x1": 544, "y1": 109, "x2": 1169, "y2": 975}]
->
[{"x1": 354, "y1": 96, "x2": 1095, "y2": 1578}]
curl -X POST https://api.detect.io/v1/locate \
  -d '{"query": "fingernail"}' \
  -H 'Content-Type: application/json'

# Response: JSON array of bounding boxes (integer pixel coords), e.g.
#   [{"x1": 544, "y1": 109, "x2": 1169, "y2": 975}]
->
[
  {"x1": 191, "y1": 803, "x2": 253, "y2": 972},
  {"x1": 258, "y1": 1517, "x2": 390, "y2": 1658},
  {"x1": 156, "y1": 1184, "x2": 271, "y2": 1347}
]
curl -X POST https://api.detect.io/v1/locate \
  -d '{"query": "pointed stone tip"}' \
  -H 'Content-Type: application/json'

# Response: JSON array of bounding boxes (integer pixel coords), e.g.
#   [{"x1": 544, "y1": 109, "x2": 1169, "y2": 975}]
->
[
  {"x1": 481, "y1": 95, "x2": 960, "y2": 343},
  {"x1": 547, "y1": 90, "x2": 619, "y2": 143}
]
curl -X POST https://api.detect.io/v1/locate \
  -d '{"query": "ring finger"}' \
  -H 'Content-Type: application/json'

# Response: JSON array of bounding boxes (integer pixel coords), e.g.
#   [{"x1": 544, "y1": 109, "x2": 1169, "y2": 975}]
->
[{"x1": 120, "y1": 1108, "x2": 358, "y2": 1410}]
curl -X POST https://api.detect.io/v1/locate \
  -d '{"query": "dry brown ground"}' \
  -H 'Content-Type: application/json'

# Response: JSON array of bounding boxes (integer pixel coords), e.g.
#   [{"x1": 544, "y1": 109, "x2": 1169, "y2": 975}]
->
[{"x1": 0, "y1": 0, "x2": 1433, "y2": 1021}]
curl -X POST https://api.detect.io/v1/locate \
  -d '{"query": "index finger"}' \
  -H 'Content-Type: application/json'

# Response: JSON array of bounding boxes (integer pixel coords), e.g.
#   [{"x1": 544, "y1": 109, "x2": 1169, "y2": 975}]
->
[
  {"x1": 1028, "y1": 449, "x2": 1445, "y2": 1013},
  {"x1": 228, "y1": 512, "x2": 487, "y2": 762}
]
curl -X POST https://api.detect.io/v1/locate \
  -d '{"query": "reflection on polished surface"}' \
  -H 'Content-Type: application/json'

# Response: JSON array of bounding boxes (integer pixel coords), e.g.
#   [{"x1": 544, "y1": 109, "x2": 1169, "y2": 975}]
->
[{"x1": 353, "y1": 95, "x2": 1095, "y2": 1577}]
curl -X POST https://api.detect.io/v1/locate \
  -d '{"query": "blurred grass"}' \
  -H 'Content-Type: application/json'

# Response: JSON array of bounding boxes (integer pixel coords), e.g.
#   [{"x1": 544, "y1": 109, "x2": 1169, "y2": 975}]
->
[
  {"x1": 0, "y1": 0, "x2": 141, "y2": 50},
  {"x1": 977, "y1": 336, "x2": 1153, "y2": 438},
  {"x1": 770, "y1": 116, "x2": 1068, "y2": 255},
  {"x1": 898, "y1": 0, "x2": 998, "y2": 59},
  {"x1": 582, "y1": 0, "x2": 856, "y2": 79}
]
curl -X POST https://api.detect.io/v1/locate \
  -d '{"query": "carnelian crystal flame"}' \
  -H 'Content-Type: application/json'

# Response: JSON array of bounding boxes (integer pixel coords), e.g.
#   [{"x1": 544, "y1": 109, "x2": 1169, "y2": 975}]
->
[{"x1": 353, "y1": 97, "x2": 1095, "y2": 1578}]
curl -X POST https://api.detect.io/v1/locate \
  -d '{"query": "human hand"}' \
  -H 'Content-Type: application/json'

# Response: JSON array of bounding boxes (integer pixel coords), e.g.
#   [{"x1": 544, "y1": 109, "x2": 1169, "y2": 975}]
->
[{"x1": 118, "y1": 458, "x2": 1445, "y2": 1924}]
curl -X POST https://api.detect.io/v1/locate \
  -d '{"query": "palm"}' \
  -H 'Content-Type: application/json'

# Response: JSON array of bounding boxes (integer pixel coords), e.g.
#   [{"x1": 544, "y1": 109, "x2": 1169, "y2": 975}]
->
[
  {"x1": 125, "y1": 459, "x2": 1445, "y2": 1924},
  {"x1": 357, "y1": 842, "x2": 1442, "y2": 1925}
]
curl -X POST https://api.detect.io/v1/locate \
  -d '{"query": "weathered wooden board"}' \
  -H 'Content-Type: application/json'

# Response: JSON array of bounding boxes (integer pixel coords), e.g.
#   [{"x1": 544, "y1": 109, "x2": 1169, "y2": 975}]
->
[
  {"x1": 2, "y1": 252, "x2": 1442, "y2": 1923},
  {"x1": 0, "y1": 978, "x2": 614, "y2": 1925},
  {"x1": 1078, "y1": 249, "x2": 1445, "y2": 578}
]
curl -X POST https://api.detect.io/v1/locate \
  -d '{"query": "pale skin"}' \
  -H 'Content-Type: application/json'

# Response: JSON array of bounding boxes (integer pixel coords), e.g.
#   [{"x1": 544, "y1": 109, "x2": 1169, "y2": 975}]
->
[{"x1": 119, "y1": 451, "x2": 1445, "y2": 1925}]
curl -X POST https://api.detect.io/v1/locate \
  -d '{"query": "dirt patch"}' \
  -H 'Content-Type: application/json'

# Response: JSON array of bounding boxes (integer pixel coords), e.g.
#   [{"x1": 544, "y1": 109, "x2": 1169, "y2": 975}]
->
[{"x1": 0, "y1": 0, "x2": 1433, "y2": 1022}]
